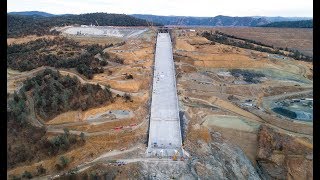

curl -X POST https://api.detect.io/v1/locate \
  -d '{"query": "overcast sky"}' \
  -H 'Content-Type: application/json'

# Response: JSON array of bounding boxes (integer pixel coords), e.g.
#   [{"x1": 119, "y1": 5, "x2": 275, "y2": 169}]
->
[{"x1": 7, "y1": 0, "x2": 313, "y2": 17}]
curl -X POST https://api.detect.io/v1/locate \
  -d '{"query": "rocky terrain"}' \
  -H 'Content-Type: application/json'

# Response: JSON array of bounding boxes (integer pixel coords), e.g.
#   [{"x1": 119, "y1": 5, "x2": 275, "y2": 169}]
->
[
  {"x1": 60, "y1": 130, "x2": 261, "y2": 180},
  {"x1": 257, "y1": 125, "x2": 313, "y2": 179}
]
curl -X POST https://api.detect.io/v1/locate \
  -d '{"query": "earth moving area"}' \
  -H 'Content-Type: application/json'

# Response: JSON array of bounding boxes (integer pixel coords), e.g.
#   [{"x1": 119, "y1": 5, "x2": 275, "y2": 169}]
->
[
  {"x1": 173, "y1": 28, "x2": 313, "y2": 179},
  {"x1": 7, "y1": 26, "x2": 313, "y2": 179},
  {"x1": 147, "y1": 33, "x2": 184, "y2": 157}
]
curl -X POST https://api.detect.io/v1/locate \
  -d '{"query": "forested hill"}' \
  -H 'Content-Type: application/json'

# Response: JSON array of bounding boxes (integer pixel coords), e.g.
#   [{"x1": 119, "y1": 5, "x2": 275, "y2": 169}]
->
[
  {"x1": 7, "y1": 13, "x2": 160, "y2": 38},
  {"x1": 259, "y1": 20, "x2": 313, "y2": 28},
  {"x1": 8, "y1": 11, "x2": 55, "y2": 17},
  {"x1": 132, "y1": 14, "x2": 270, "y2": 26}
]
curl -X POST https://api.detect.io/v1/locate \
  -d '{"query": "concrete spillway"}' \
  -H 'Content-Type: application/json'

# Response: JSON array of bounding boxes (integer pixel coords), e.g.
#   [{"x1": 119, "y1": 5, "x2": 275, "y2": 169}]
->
[{"x1": 146, "y1": 33, "x2": 184, "y2": 157}]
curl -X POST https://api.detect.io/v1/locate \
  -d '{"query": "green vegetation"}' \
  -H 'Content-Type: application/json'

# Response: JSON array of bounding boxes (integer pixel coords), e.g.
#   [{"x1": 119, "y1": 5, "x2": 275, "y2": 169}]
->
[
  {"x1": 8, "y1": 13, "x2": 159, "y2": 38},
  {"x1": 123, "y1": 93, "x2": 133, "y2": 102},
  {"x1": 7, "y1": 69, "x2": 115, "y2": 169},
  {"x1": 7, "y1": 69, "x2": 113, "y2": 124},
  {"x1": 124, "y1": 73, "x2": 134, "y2": 79},
  {"x1": 55, "y1": 155, "x2": 70, "y2": 170},
  {"x1": 22, "y1": 171, "x2": 33, "y2": 179},
  {"x1": 23, "y1": 69, "x2": 113, "y2": 119},
  {"x1": 260, "y1": 20, "x2": 313, "y2": 28},
  {"x1": 7, "y1": 91, "x2": 29, "y2": 125},
  {"x1": 7, "y1": 15, "x2": 60, "y2": 37},
  {"x1": 48, "y1": 128, "x2": 80, "y2": 153},
  {"x1": 7, "y1": 120, "x2": 45, "y2": 169},
  {"x1": 80, "y1": 132, "x2": 86, "y2": 142},
  {"x1": 7, "y1": 37, "x2": 116, "y2": 79},
  {"x1": 7, "y1": 117, "x2": 84, "y2": 168},
  {"x1": 202, "y1": 31, "x2": 312, "y2": 61},
  {"x1": 7, "y1": 121, "x2": 84, "y2": 169},
  {"x1": 36, "y1": 164, "x2": 47, "y2": 175},
  {"x1": 215, "y1": 31, "x2": 274, "y2": 48}
]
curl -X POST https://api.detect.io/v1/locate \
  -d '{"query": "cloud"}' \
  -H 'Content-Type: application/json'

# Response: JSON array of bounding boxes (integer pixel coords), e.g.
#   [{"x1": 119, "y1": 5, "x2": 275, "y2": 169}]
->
[{"x1": 7, "y1": 0, "x2": 313, "y2": 17}]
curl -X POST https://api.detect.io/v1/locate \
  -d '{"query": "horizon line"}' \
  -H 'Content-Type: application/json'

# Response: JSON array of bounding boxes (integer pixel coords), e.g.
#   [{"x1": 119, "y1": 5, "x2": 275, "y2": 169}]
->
[{"x1": 7, "y1": 11, "x2": 313, "y2": 18}]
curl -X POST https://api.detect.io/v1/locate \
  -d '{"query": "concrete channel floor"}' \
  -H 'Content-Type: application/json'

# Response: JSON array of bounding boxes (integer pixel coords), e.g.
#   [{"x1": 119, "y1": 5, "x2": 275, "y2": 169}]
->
[{"x1": 146, "y1": 33, "x2": 184, "y2": 157}]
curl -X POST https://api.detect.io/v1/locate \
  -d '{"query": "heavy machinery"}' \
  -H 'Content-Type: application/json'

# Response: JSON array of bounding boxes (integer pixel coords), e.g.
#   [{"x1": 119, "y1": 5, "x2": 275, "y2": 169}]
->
[{"x1": 172, "y1": 150, "x2": 179, "y2": 161}]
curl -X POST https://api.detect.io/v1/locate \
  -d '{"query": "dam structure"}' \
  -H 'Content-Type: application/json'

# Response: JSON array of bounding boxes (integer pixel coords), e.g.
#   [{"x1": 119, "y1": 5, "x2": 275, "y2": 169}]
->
[{"x1": 146, "y1": 32, "x2": 184, "y2": 157}]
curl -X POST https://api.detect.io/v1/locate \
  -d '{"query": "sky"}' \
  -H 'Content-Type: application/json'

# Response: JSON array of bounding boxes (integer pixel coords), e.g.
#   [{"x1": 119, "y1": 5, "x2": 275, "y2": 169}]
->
[{"x1": 7, "y1": 0, "x2": 313, "y2": 17}]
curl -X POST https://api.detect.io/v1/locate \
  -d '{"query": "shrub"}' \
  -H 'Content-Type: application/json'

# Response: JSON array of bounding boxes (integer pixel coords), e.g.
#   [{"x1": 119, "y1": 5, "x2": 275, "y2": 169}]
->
[
  {"x1": 63, "y1": 128, "x2": 70, "y2": 137},
  {"x1": 59, "y1": 156, "x2": 70, "y2": 168},
  {"x1": 7, "y1": 37, "x2": 108, "y2": 77},
  {"x1": 22, "y1": 171, "x2": 33, "y2": 179},
  {"x1": 124, "y1": 74, "x2": 133, "y2": 79},
  {"x1": 123, "y1": 93, "x2": 132, "y2": 102},
  {"x1": 80, "y1": 132, "x2": 86, "y2": 142},
  {"x1": 113, "y1": 57, "x2": 124, "y2": 64},
  {"x1": 101, "y1": 52, "x2": 110, "y2": 59},
  {"x1": 100, "y1": 60, "x2": 108, "y2": 66},
  {"x1": 36, "y1": 164, "x2": 46, "y2": 175}
]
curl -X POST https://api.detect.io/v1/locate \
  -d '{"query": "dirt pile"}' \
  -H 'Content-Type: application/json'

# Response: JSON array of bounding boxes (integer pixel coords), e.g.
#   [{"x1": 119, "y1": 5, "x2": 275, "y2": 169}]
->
[{"x1": 256, "y1": 125, "x2": 313, "y2": 179}]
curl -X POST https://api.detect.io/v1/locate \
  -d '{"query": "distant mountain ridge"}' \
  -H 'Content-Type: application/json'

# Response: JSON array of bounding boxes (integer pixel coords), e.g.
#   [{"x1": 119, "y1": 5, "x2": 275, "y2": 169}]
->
[
  {"x1": 260, "y1": 20, "x2": 313, "y2": 28},
  {"x1": 8, "y1": 11, "x2": 55, "y2": 17},
  {"x1": 132, "y1": 14, "x2": 269, "y2": 26},
  {"x1": 251, "y1": 16, "x2": 312, "y2": 22},
  {"x1": 132, "y1": 14, "x2": 312, "y2": 27},
  {"x1": 8, "y1": 11, "x2": 313, "y2": 27}
]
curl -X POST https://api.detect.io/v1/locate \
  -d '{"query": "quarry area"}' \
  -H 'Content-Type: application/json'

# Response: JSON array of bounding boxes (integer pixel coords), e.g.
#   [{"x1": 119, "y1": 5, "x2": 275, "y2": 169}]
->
[{"x1": 7, "y1": 26, "x2": 313, "y2": 179}]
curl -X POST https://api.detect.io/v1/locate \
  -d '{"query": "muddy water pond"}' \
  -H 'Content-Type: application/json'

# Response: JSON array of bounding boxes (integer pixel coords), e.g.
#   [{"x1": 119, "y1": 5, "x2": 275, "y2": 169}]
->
[{"x1": 271, "y1": 99, "x2": 313, "y2": 122}]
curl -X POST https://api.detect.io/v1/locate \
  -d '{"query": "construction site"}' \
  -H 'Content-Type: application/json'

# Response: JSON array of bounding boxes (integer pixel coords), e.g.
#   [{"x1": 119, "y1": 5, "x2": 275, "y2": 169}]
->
[
  {"x1": 147, "y1": 32, "x2": 184, "y2": 158},
  {"x1": 7, "y1": 24, "x2": 313, "y2": 179}
]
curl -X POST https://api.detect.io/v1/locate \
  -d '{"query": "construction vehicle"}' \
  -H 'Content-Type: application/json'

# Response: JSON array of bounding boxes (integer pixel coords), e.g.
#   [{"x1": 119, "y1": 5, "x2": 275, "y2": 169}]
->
[
  {"x1": 114, "y1": 126, "x2": 123, "y2": 130},
  {"x1": 130, "y1": 123, "x2": 137, "y2": 127},
  {"x1": 172, "y1": 150, "x2": 179, "y2": 161}
]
